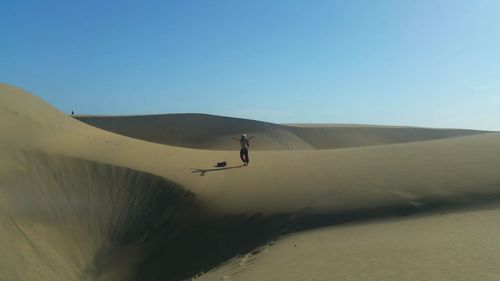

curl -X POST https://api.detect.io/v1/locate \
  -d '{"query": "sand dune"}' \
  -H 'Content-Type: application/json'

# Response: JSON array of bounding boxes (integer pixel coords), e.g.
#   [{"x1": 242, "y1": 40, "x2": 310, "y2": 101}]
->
[
  {"x1": 76, "y1": 114, "x2": 488, "y2": 150},
  {"x1": 2, "y1": 83, "x2": 500, "y2": 281},
  {"x1": 195, "y1": 207, "x2": 500, "y2": 281}
]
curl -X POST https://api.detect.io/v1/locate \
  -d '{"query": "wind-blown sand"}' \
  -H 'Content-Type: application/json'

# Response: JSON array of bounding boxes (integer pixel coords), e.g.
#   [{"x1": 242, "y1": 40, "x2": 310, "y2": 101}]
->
[{"x1": 1, "y1": 83, "x2": 500, "y2": 281}]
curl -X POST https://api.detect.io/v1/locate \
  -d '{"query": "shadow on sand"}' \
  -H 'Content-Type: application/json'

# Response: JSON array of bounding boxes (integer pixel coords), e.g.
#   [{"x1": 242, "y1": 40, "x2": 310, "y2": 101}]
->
[{"x1": 190, "y1": 165, "x2": 244, "y2": 176}]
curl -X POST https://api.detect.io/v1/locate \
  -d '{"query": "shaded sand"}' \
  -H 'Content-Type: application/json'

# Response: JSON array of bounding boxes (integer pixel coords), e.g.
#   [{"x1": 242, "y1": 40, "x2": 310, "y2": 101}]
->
[
  {"x1": 195, "y1": 208, "x2": 500, "y2": 281},
  {"x1": 76, "y1": 114, "x2": 488, "y2": 150},
  {"x1": 1, "y1": 83, "x2": 500, "y2": 281}
]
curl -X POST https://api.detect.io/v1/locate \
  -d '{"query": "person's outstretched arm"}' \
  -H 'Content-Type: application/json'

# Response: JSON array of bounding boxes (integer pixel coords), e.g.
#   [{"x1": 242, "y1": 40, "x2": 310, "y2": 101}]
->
[
  {"x1": 231, "y1": 137, "x2": 240, "y2": 141},
  {"x1": 247, "y1": 136, "x2": 255, "y2": 140}
]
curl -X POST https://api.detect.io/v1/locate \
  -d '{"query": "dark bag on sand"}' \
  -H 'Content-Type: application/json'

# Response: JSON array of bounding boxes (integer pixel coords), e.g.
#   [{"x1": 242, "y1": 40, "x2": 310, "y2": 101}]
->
[{"x1": 216, "y1": 161, "x2": 227, "y2": 167}]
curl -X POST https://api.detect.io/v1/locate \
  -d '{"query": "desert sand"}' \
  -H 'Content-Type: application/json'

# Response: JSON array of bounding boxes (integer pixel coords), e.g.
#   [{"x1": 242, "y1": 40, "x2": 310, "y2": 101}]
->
[{"x1": 1, "y1": 83, "x2": 500, "y2": 281}]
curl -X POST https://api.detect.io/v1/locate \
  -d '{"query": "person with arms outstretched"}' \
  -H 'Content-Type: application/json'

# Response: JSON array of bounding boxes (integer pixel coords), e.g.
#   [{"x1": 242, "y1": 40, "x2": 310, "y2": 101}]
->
[{"x1": 232, "y1": 134, "x2": 253, "y2": 166}]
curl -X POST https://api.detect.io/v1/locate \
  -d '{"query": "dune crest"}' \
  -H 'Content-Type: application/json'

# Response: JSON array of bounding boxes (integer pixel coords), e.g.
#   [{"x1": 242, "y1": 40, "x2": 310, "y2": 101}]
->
[{"x1": 76, "y1": 114, "x2": 489, "y2": 150}]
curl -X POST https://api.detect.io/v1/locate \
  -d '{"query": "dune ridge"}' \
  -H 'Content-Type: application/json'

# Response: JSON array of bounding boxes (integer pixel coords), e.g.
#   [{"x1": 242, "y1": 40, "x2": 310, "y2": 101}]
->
[{"x1": 75, "y1": 114, "x2": 489, "y2": 150}]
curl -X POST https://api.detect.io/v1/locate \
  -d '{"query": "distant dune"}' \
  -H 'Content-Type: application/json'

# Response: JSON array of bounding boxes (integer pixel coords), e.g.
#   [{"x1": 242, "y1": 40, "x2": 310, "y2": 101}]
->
[
  {"x1": 2, "y1": 83, "x2": 500, "y2": 281},
  {"x1": 76, "y1": 114, "x2": 489, "y2": 150}
]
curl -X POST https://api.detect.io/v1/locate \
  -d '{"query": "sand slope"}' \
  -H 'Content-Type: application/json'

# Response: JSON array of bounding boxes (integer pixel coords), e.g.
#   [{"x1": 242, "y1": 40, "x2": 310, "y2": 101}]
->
[
  {"x1": 195, "y1": 207, "x2": 500, "y2": 281},
  {"x1": 76, "y1": 114, "x2": 488, "y2": 150},
  {"x1": 2, "y1": 83, "x2": 500, "y2": 281}
]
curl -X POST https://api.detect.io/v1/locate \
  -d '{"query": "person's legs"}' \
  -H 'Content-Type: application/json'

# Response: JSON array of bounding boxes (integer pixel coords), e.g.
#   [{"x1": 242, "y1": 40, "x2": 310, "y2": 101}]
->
[
  {"x1": 240, "y1": 149, "x2": 246, "y2": 164},
  {"x1": 244, "y1": 149, "x2": 249, "y2": 164}
]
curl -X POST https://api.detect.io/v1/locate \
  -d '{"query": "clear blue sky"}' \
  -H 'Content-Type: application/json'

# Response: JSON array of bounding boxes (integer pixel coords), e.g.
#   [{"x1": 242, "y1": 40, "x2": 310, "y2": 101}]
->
[{"x1": 1, "y1": 0, "x2": 499, "y2": 130}]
